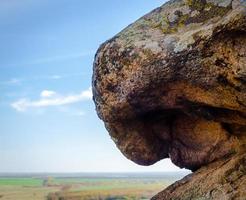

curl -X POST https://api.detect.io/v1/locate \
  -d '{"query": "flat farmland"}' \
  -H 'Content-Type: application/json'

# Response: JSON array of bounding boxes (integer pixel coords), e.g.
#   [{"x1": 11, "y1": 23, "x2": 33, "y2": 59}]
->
[{"x1": 0, "y1": 173, "x2": 188, "y2": 200}]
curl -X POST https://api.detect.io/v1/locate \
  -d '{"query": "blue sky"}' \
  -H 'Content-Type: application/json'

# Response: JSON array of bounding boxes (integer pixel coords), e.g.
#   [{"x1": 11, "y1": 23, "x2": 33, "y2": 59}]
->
[{"x1": 0, "y1": 0, "x2": 188, "y2": 173}]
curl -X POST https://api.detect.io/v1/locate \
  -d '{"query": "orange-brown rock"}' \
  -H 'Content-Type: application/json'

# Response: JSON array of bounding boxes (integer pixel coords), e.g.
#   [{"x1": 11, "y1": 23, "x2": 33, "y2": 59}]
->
[
  {"x1": 92, "y1": 0, "x2": 246, "y2": 199},
  {"x1": 152, "y1": 152, "x2": 246, "y2": 200}
]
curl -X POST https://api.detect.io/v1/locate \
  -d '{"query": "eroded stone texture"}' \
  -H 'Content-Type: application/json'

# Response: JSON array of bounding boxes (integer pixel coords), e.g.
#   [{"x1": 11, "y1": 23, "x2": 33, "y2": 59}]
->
[
  {"x1": 93, "y1": 0, "x2": 246, "y2": 171},
  {"x1": 152, "y1": 152, "x2": 246, "y2": 200},
  {"x1": 92, "y1": 0, "x2": 246, "y2": 198}
]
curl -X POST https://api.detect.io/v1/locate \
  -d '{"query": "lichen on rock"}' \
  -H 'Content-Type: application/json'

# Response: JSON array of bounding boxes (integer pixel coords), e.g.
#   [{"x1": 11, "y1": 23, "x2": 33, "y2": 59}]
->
[{"x1": 92, "y1": 0, "x2": 246, "y2": 199}]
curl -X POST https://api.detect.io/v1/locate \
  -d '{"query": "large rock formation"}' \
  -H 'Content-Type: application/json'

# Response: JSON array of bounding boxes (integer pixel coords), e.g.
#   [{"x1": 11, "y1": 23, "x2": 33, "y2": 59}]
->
[{"x1": 92, "y1": 0, "x2": 246, "y2": 199}]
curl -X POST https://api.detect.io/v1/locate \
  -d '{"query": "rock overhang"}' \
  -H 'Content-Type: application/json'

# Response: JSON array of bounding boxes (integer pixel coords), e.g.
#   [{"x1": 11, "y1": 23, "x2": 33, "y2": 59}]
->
[{"x1": 92, "y1": 0, "x2": 246, "y2": 171}]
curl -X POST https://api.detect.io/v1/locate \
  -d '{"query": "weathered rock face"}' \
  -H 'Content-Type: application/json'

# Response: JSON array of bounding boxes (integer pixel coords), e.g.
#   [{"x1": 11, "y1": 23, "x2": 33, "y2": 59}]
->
[
  {"x1": 92, "y1": 0, "x2": 246, "y2": 199},
  {"x1": 152, "y1": 152, "x2": 246, "y2": 200}
]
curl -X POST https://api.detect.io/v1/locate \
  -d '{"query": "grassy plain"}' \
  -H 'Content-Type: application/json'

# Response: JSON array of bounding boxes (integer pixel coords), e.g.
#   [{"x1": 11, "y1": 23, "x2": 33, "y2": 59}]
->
[{"x1": 0, "y1": 173, "x2": 188, "y2": 200}]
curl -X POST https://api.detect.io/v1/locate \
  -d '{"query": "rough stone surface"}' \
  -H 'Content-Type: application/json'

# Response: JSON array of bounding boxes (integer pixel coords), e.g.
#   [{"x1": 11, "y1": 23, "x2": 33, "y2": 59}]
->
[
  {"x1": 152, "y1": 152, "x2": 246, "y2": 200},
  {"x1": 92, "y1": 0, "x2": 246, "y2": 199}
]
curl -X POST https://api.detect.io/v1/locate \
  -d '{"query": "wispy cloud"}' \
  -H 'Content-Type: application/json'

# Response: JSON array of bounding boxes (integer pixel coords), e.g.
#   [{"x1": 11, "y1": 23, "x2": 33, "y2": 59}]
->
[
  {"x1": 11, "y1": 87, "x2": 92, "y2": 112},
  {"x1": 0, "y1": 0, "x2": 45, "y2": 18},
  {"x1": 49, "y1": 75, "x2": 62, "y2": 80},
  {"x1": 0, "y1": 78, "x2": 22, "y2": 86},
  {"x1": 57, "y1": 107, "x2": 86, "y2": 117},
  {"x1": 7, "y1": 78, "x2": 21, "y2": 84},
  {"x1": 45, "y1": 73, "x2": 87, "y2": 80},
  {"x1": 0, "y1": 73, "x2": 88, "y2": 87},
  {"x1": 25, "y1": 52, "x2": 93, "y2": 65},
  {"x1": 7, "y1": 51, "x2": 94, "y2": 67},
  {"x1": 40, "y1": 90, "x2": 56, "y2": 98}
]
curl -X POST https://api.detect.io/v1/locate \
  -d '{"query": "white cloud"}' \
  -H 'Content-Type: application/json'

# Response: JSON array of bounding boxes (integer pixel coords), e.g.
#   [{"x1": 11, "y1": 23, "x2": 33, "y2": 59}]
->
[
  {"x1": 7, "y1": 51, "x2": 94, "y2": 67},
  {"x1": 0, "y1": 78, "x2": 22, "y2": 86},
  {"x1": 76, "y1": 111, "x2": 85, "y2": 116},
  {"x1": 49, "y1": 75, "x2": 62, "y2": 80},
  {"x1": 57, "y1": 107, "x2": 86, "y2": 117},
  {"x1": 45, "y1": 73, "x2": 85, "y2": 80},
  {"x1": 40, "y1": 90, "x2": 56, "y2": 98},
  {"x1": 1, "y1": 73, "x2": 89, "y2": 87},
  {"x1": 11, "y1": 87, "x2": 92, "y2": 112},
  {"x1": 8, "y1": 78, "x2": 21, "y2": 84}
]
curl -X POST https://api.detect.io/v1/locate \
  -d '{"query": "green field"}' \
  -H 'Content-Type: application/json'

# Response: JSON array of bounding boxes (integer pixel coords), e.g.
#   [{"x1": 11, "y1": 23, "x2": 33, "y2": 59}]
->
[
  {"x1": 0, "y1": 173, "x2": 187, "y2": 200},
  {"x1": 0, "y1": 178, "x2": 43, "y2": 187}
]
